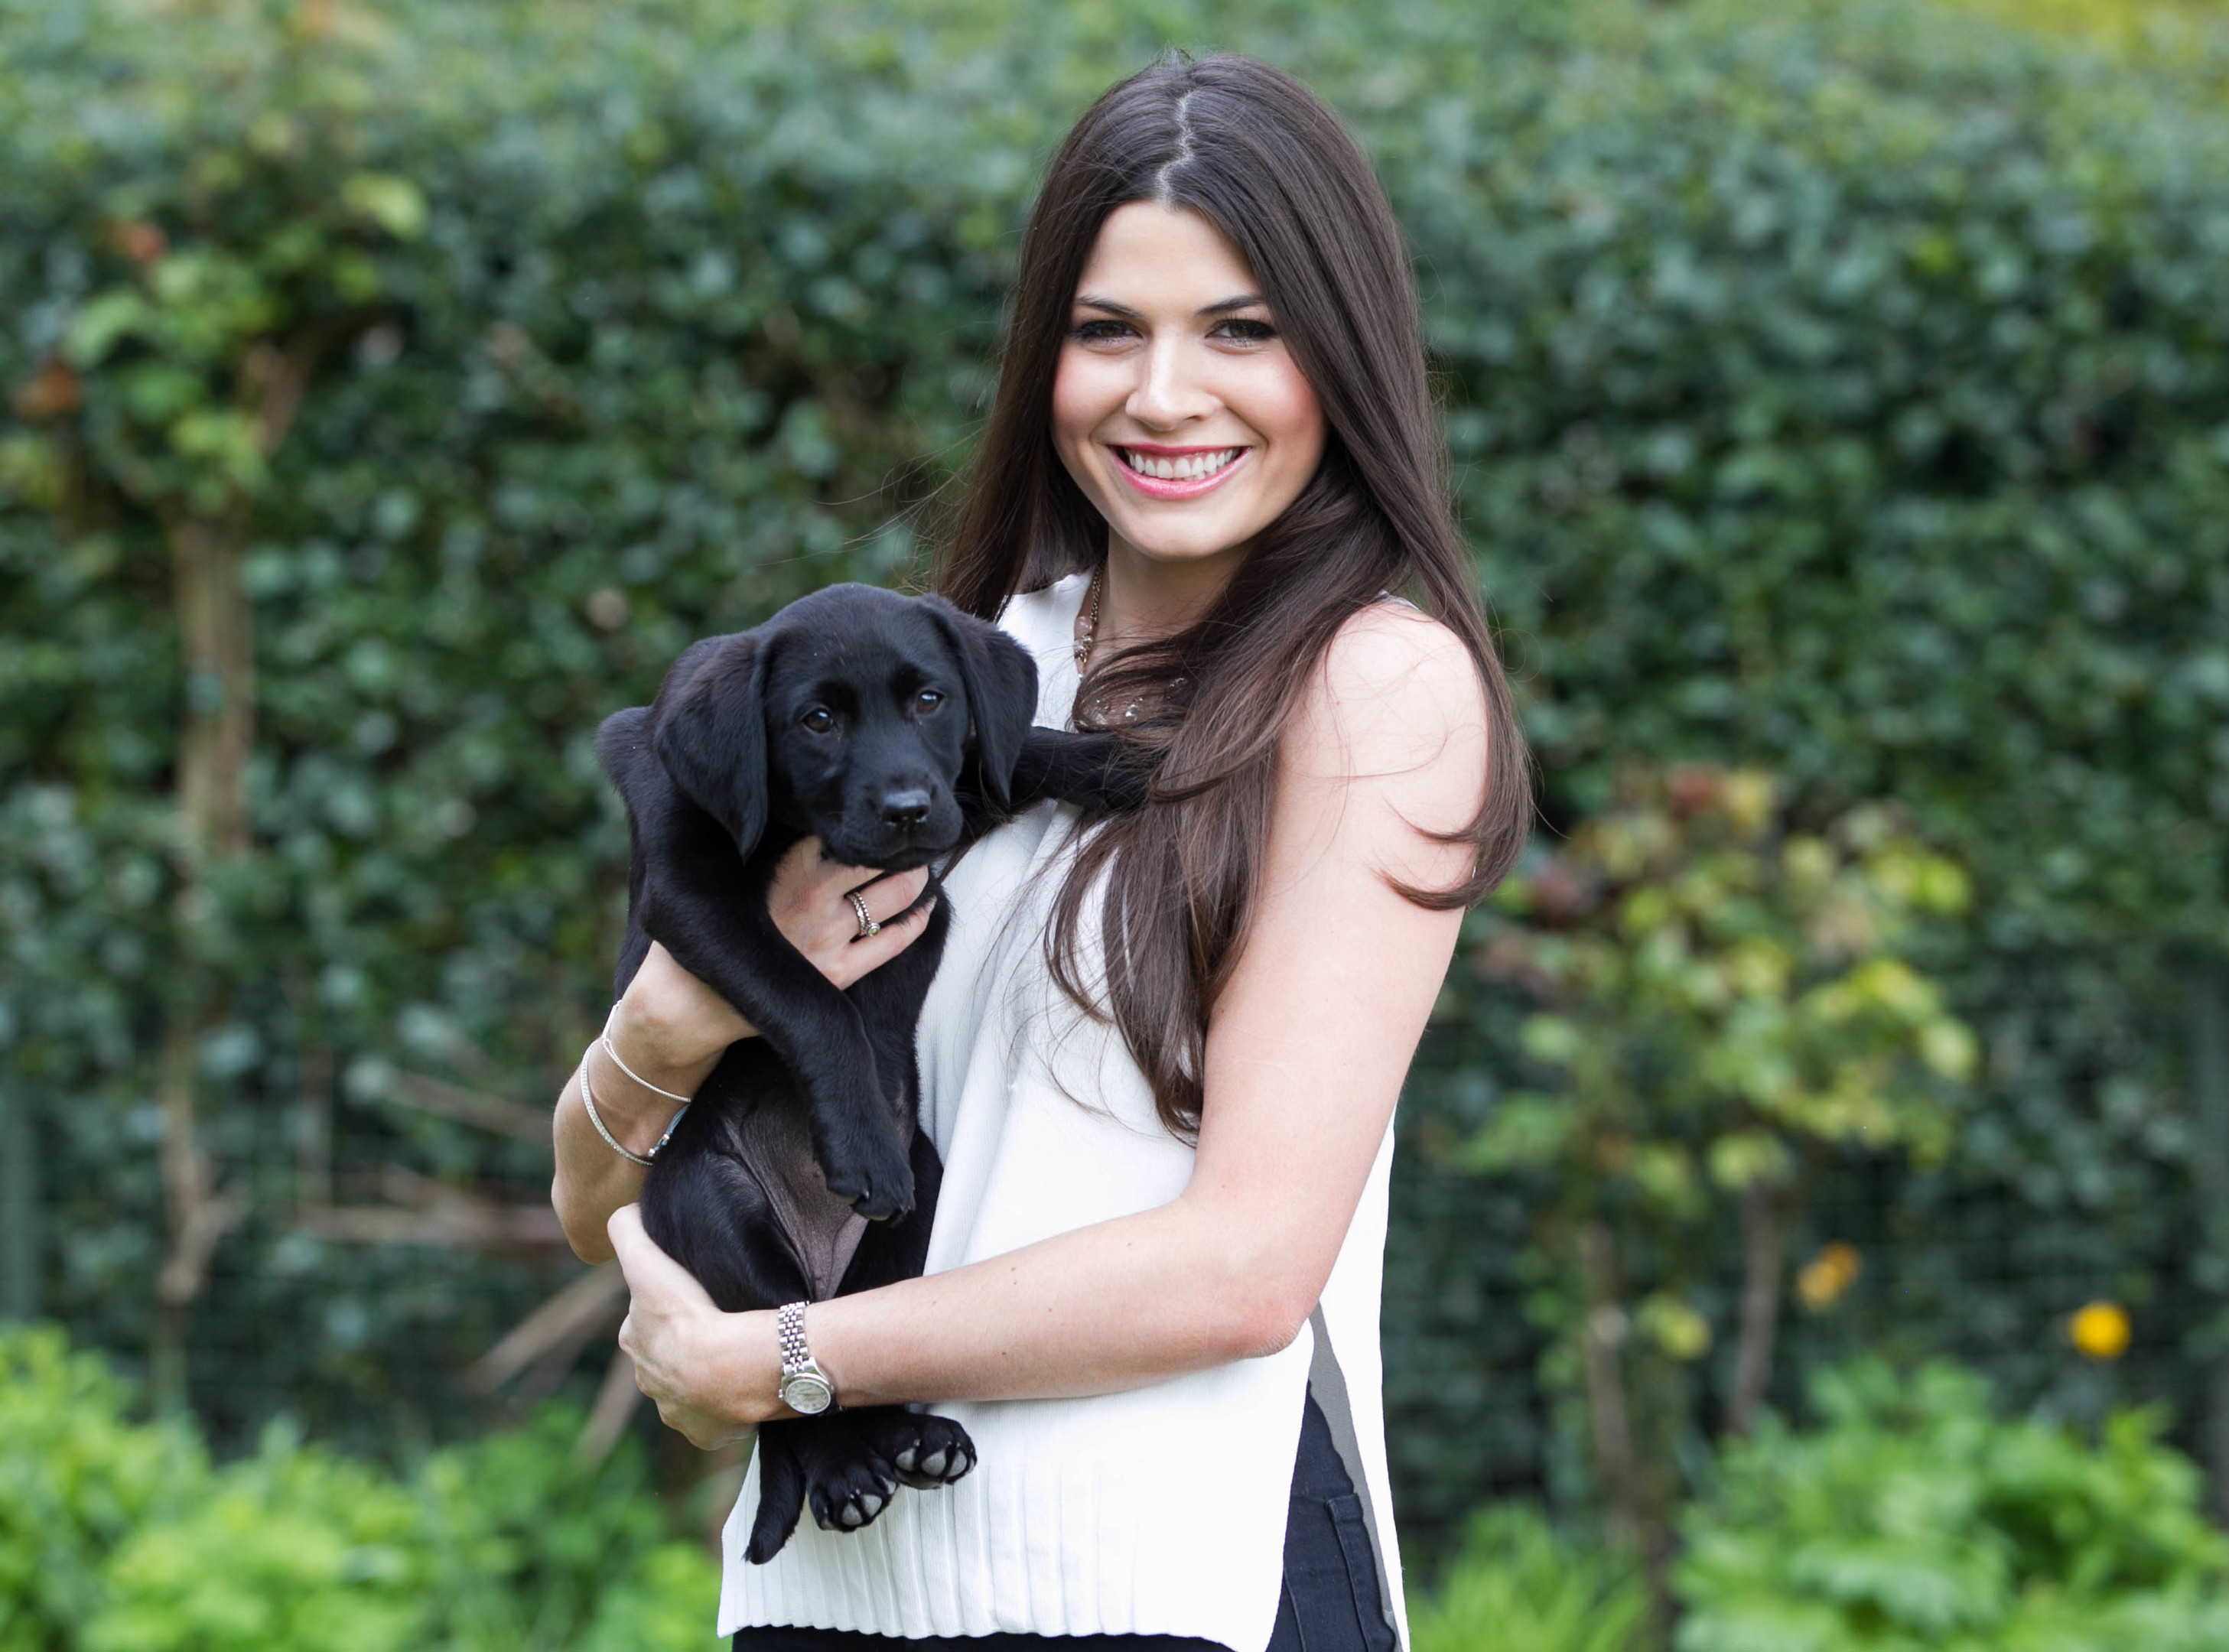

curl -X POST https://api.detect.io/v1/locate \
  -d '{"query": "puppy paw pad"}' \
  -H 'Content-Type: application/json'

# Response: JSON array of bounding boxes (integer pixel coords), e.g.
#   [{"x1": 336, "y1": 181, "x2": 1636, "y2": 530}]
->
[
  {"x1": 890, "y1": 1416, "x2": 976, "y2": 1489},
  {"x1": 809, "y1": 1461, "x2": 899, "y2": 1535}
]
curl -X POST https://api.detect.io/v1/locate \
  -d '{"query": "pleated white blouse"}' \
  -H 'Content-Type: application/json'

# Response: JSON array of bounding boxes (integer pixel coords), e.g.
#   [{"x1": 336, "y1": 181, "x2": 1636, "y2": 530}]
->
[{"x1": 718, "y1": 573, "x2": 1408, "y2": 1652}]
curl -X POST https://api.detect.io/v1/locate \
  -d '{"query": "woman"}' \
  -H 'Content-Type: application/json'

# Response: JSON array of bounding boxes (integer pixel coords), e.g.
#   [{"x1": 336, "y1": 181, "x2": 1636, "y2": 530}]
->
[{"x1": 551, "y1": 54, "x2": 1528, "y2": 1652}]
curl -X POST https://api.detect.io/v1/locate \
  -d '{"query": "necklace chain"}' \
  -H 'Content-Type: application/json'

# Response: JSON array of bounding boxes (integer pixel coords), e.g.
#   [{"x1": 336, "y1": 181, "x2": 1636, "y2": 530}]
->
[
  {"x1": 1073, "y1": 564, "x2": 1104, "y2": 668},
  {"x1": 1072, "y1": 564, "x2": 1182, "y2": 727}
]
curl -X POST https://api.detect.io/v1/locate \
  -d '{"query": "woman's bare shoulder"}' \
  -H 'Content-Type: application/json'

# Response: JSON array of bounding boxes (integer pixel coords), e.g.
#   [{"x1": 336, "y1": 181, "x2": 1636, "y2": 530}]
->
[
  {"x1": 1261, "y1": 600, "x2": 1493, "y2": 896},
  {"x1": 1290, "y1": 600, "x2": 1489, "y2": 780}
]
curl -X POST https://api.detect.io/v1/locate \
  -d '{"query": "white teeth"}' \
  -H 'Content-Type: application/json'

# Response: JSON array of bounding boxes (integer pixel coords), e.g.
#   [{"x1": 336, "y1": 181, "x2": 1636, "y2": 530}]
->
[{"x1": 1124, "y1": 448, "x2": 1239, "y2": 483}]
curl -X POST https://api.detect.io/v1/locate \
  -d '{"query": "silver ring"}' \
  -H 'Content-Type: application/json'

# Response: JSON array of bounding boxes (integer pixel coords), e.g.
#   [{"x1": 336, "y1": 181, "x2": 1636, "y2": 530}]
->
[{"x1": 848, "y1": 889, "x2": 881, "y2": 940}]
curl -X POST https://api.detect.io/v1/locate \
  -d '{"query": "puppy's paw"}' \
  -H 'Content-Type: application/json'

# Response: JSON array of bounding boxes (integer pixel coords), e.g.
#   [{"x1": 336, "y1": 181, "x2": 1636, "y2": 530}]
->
[
  {"x1": 807, "y1": 1452, "x2": 900, "y2": 1534},
  {"x1": 817, "y1": 1125, "x2": 916, "y2": 1222},
  {"x1": 889, "y1": 1413, "x2": 976, "y2": 1491}
]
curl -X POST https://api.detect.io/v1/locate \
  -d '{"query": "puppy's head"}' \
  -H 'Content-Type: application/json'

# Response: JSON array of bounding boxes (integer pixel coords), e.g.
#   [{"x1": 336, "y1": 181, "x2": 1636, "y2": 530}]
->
[{"x1": 654, "y1": 584, "x2": 1037, "y2": 870}]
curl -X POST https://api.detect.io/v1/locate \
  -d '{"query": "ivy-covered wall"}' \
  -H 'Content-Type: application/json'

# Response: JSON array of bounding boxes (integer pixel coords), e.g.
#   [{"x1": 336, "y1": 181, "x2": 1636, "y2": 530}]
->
[{"x1": 3, "y1": 0, "x2": 2226, "y2": 1556}]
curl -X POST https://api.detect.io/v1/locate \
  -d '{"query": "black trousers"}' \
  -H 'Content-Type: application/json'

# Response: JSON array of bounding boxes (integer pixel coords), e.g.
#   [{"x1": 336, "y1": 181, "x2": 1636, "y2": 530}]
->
[{"x1": 734, "y1": 1387, "x2": 1398, "y2": 1652}]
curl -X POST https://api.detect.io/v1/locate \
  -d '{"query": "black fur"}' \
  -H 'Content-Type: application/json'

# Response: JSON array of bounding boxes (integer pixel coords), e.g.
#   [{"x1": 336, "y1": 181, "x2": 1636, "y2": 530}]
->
[{"x1": 594, "y1": 584, "x2": 1147, "y2": 1562}]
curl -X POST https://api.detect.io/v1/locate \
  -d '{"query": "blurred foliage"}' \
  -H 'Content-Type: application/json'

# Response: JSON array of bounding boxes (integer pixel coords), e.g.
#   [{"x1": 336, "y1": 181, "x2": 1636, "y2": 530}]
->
[
  {"x1": 1392, "y1": 0, "x2": 2229, "y2": 1534},
  {"x1": 0, "y1": 0, "x2": 2225, "y2": 1569},
  {"x1": 1674, "y1": 1358, "x2": 2229, "y2": 1650},
  {"x1": 0, "y1": 1325, "x2": 717, "y2": 1652},
  {"x1": 1473, "y1": 766, "x2": 1974, "y2": 1220},
  {"x1": 0, "y1": 1326, "x2": 203, "y2": 1650},
  {"x1": 1462, "y1": 765, "x2": 1974, "y2": 1592},
  {"x1": 1943, "y1": 0, "x2": 2229, "y2": 70},
  {"x1": 1409, "y1": 1503, "x2": 1648, "y2": 1652}
]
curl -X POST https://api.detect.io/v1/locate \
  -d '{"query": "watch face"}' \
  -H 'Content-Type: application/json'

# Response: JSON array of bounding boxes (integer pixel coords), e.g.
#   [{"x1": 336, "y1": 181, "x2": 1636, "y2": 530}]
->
[{"x1": 782, "y1": 1373, "x2": 834, "y2": 1415}]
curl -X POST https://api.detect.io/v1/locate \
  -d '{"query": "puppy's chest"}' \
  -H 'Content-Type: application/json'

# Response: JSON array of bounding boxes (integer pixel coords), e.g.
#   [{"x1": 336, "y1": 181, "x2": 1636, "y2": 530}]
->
[{"x1": 710, "y1": 1086, "x2": 872, "y2": 1301}]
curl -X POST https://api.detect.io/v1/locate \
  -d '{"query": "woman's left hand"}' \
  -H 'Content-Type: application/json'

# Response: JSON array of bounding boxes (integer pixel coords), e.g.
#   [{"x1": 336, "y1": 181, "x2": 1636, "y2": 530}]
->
[{"x1": 610, "y1": 1203, "x2": 776, "y2": 1447}]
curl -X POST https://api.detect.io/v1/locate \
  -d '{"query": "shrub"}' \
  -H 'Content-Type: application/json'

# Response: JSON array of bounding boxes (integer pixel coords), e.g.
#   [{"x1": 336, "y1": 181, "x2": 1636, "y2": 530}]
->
[
  {"x1": 0, "y1": 1326, "x2": 206, "y2": 1651},
  {"x1": 0, "y1": 1326, "x2": 718, "y2": 1651},
  {"x1": 83, "y1": 1429, "x2": 429, "y2": 1652},
  {"x1": 1673, "y1": 1358, "x2": 2229, "y2": 1651},
  {"x1": 1410, "y1": 1504, "x2": 1648, "y2": 1652}
]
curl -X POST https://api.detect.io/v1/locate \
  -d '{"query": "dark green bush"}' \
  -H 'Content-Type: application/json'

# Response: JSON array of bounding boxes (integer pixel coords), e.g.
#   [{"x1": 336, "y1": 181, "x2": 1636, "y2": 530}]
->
[{"x1": 1402, "y1": 0, "x2": 2229, "y2": 1526}]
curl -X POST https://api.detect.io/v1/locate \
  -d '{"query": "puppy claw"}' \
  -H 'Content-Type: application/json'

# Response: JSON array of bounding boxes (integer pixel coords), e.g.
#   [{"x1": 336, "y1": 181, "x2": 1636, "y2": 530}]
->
[
  {"x1": 807, "y1": 1455, "x2": 900, "y2": 1536},
  {"x1": 823, "y1": 1160, "x2": 916, "y2": 1222}
]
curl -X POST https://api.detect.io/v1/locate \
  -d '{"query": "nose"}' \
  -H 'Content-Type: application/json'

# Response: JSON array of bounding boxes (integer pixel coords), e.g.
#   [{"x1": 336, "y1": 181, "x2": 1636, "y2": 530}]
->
[
  {"x1": 1126, "y1": 336, "x2": 1219, "y2": 429},
  {"x1": 880, "y1": 789, "x2": 932, "y2": 831}
]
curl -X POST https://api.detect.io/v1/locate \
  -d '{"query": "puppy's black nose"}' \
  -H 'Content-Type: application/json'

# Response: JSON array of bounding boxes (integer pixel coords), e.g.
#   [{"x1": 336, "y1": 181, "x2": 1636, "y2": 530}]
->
[{"x1": 880, "y1": 789, "x2": 932, "y2": 831}]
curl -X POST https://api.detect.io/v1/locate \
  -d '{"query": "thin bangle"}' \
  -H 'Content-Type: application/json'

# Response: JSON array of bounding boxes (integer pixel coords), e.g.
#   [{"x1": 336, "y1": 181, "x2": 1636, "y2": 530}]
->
[
  {"x1": 579, "y1": 1042, "x2": 692, "y2": 1167},
  {"x1": 600, "y1": 1008, "x2": 698, "y2": 1105},
  {"x1": 578, "y1": 1046, "x2": 654, "y2": 1168}
]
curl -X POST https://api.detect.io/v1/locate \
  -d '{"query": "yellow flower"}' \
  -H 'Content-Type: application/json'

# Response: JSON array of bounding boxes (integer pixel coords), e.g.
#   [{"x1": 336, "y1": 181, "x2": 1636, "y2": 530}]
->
[
  {"x1": 2070, "y1": 1301, "x2": 2131, "y2": 1361},
  {"x1": 1797, "y1": 1242, "x2": 1863, "y2": 1311}
]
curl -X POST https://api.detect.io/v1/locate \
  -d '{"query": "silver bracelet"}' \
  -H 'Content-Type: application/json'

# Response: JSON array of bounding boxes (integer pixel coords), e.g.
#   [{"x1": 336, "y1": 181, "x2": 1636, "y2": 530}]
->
[
  {"x1": 599, "y1": 1009, "x2": 697, "y2": 1104},
  {"x1": 578, "y1": 1042, "x2": 689, "y2": 1168}
]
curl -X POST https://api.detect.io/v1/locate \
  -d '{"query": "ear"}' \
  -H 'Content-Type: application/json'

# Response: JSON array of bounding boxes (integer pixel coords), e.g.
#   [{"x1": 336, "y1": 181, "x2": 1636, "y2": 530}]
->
[
  {"x1": 648, "y1": 632, "x2": 770, "y2": 856},
  {"x1": 924, "y1": 595, "x2": 1038, "y2": 812}
]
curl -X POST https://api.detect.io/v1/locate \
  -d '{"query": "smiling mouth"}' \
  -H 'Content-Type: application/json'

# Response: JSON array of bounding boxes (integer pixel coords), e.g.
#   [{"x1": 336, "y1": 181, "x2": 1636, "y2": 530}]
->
[
  {"x1": 1111, "y1": 445, "x2": 1249, "y2": 498},
  {"x1": 1119, "y1": 446, "x2": 1241, "y2": 481}
]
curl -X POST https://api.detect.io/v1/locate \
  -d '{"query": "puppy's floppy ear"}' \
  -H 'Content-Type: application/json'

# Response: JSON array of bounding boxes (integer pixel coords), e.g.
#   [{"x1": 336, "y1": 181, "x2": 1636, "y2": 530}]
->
[
  {"x1": 649, "y1": 632, "x2": 770, "y2": 856},
  {"x1": 924, "y1": 595, "x2": 1037, "y2": 812}
]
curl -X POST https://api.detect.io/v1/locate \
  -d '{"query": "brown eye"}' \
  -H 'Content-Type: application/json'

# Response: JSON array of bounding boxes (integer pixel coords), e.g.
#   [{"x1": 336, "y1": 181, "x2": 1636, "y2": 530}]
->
[
  {"x1": 916, "y1": 689, "x2": 944, "y2": 713},
  {"x1": 800, "y1": 707, "x2": 836, "y2": 733}
]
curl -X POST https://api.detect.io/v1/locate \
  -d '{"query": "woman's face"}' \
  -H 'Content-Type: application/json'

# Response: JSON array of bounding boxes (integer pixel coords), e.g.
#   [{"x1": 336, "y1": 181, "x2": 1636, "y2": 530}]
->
[{"x1": 1052, "y1": 202, "x2": 1326, "y2": 578}]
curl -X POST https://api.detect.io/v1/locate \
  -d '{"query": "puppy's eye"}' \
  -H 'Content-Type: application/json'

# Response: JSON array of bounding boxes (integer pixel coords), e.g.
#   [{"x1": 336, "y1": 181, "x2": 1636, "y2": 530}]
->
[
  {"x1": 799, "y1": 707, "x2": 836, "y2": 734},
  {"x1": 915, "y1": 690, "x2": 944, "y2": 714}
]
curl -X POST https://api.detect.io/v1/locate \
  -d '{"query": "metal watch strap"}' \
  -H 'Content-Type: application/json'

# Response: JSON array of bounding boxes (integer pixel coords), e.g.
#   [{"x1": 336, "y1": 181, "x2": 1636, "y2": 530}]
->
[{"x1": 776, "y1": 1299, "x2": 835, "y2": 1414}]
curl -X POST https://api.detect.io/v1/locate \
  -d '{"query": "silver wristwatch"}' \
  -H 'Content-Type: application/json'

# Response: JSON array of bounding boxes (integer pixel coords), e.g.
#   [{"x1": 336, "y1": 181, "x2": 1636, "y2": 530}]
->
[{"x1": 776, "y1": 1300, "x2": 835, "y2": 1415}]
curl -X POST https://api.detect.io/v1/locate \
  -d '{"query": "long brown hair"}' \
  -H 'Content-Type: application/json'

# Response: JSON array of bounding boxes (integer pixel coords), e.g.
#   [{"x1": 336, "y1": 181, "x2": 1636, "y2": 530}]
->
[{"x1": 936, "y1": 54, "x2": 1531, "y2": 1136}]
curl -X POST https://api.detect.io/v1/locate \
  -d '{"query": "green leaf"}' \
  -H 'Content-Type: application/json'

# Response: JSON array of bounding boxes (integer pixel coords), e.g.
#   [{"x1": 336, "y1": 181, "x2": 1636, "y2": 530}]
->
[
  {"x1": 65, "y1": 291, "x2": 152, "y2": 366},
  {"x1": 340, "y1": 174, "x2": 427, "y2": 241}
]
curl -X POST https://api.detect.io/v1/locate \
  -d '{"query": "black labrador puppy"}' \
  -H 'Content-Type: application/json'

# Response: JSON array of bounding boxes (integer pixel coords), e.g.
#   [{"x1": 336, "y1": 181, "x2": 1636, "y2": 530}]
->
[{"x1": 594, "y1": 583, "x2": 1142, "y2": 1563}]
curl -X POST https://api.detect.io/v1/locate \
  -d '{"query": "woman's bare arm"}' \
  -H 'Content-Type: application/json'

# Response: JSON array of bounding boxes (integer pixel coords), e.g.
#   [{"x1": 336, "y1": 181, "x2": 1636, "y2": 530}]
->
[
  {"x1": 552, "y1": 841, "x2": 936, "y2": 1263},
  {"x1": 613, "y1": 605, "x2": 1493, "y2": 1446}
]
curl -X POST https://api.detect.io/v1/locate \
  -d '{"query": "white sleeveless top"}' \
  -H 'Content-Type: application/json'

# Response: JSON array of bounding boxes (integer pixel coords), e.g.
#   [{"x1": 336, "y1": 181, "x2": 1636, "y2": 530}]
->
[{"x1": 718, "y1": 574, "x2": 1409, "y2": 1652}]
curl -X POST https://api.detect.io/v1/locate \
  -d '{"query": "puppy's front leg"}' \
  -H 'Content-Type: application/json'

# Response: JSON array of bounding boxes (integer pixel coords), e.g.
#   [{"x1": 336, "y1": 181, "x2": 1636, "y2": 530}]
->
[
  {"x1": 639, "y1": 826, "x2": 916, "y2": 1220},
  {"x1": 1006, "y1": 728, "x2": 1156, "y2": 815}
]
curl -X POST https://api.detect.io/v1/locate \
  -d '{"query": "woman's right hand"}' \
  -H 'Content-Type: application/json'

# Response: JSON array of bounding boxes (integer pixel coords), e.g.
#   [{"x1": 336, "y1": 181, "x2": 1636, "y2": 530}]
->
[{"x1": 611, "y1": 837, "x2": 937, "y2": 1067}]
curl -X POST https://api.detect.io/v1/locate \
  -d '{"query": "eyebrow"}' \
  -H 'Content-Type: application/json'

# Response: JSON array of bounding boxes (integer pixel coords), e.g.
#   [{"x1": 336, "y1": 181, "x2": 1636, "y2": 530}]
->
[{"x1": 1073, "y1": 292, "x2": 1268, "y2": 319}]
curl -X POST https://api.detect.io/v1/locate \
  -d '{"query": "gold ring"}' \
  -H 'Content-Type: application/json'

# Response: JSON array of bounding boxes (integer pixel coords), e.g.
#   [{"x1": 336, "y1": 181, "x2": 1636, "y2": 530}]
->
[{"x1": 848, "y1": 889, "x2": 881, "y2": 940}]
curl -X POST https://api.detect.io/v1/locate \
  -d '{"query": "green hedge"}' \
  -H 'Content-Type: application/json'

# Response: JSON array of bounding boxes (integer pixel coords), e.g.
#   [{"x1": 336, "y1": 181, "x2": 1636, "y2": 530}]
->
[
  {"x1": 3, "y1": 0, "x2": 2227, "y2": 1553},
  {"x1": 1401, "y1": 0, "x2": 2229, "y2": 1526}
]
